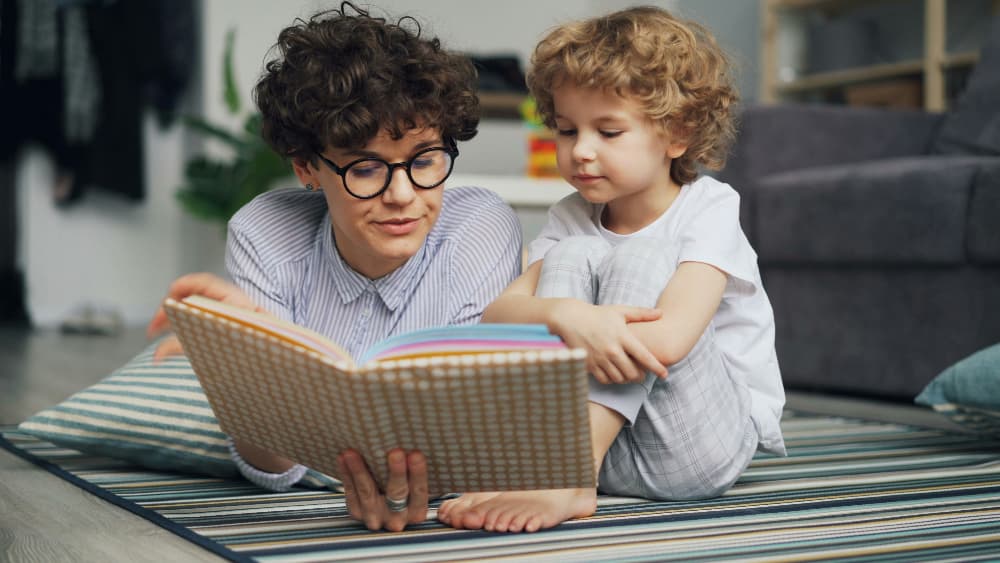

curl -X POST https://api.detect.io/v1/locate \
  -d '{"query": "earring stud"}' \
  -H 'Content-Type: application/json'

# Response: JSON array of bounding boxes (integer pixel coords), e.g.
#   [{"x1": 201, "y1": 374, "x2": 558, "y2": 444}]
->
[{"x1": 305, "y1": 183, "x2": 316, "y2": 191}]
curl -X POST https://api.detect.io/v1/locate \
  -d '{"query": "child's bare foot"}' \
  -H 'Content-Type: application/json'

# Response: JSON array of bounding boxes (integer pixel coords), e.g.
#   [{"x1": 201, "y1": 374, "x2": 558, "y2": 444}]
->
[
  {"x1": 437, "y1": 492, "x2": 500, "y2": 527},
  {"x1": 437, "y1": 488, "x2": 596, "y2": 533}
]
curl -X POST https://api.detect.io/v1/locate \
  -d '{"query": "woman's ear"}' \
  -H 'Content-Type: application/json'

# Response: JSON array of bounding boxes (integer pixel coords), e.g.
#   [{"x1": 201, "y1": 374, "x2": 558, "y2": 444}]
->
[{"x1": 291, "y1": 156, "x2": 319, "y2": 188}]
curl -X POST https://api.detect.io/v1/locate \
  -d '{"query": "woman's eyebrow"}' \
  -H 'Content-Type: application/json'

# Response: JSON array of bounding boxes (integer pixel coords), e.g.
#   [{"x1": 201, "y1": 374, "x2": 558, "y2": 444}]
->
[{"x1": 340, "y1": 140, "x2": 442, "y2": 160}]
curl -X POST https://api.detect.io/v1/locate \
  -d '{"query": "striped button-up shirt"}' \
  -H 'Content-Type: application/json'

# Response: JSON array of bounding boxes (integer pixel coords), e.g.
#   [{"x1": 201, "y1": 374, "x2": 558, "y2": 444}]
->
[{"x1": 225, "y1": 186, "x2": 523, "y2": 361}]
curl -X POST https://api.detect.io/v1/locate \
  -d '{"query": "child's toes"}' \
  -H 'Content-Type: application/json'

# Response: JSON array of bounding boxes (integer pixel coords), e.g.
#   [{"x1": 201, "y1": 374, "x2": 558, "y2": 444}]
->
[{"x1": 507, "y1": 511, "x2": 531, "y2": 533}]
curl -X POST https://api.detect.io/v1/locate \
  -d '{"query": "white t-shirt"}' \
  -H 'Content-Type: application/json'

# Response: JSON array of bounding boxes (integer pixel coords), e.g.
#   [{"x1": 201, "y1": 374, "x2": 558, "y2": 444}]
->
[{"x1": 527, "y1": 176, "x2": 786, "y2": 455}]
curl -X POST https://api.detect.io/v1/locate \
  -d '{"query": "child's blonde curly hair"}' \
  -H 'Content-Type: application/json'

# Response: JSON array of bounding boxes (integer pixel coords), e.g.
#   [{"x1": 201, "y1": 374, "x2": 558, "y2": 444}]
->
[{"x1": 527, "y1": 6, "x2": 738, "y2": 186}]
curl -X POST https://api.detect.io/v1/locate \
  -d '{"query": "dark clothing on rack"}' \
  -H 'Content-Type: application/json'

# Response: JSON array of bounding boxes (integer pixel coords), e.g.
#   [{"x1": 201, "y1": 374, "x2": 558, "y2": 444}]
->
[{"x1": 0, "y1": 0, "x2": 196, "y2": 204}]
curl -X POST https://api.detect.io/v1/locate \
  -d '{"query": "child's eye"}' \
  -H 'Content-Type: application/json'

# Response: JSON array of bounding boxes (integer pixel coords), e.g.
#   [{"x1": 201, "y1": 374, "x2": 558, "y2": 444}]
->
[
  {"x1": 556, "y1": 128, "x2": 577, "y2": 137},
  {"x1": 600, "y1": 130, "x2": 623, "y2": 138}
]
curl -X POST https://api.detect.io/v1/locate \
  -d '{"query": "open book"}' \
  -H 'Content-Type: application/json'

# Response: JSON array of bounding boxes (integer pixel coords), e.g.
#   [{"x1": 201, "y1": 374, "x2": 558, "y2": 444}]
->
[{"x1": 164, "y1": 296, "x2": 594, "y2": 495}]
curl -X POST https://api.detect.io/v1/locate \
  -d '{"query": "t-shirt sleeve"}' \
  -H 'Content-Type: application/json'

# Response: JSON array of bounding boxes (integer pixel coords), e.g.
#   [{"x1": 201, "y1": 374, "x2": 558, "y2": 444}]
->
[
  {"x1": 677, "y1": 189, "x2": 759, "y2": 295},
  {"x1": 526, "y1": 194, "x2": 592, "y2": 265}
]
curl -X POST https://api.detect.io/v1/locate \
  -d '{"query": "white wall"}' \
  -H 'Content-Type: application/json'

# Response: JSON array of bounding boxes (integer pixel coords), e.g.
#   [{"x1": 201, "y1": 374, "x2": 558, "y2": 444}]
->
[
  {"x1": 674, "y1": 0, "x2": 760, "y2": 104},
  {"x1": 199, "y1": 0, "x2": 677, "y2": 174},
  {"x1": 20, "y1": 0, "x2": 688, "y2": 328},
  {"x1": 18, "y1": 113, "x2": 227, "y2": 328}
]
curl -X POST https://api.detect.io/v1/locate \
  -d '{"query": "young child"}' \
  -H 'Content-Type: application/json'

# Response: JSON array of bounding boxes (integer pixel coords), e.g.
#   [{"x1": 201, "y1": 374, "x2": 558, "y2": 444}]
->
[{"x1": 437, "y1": 6, "x2": 786, "y2": 533}]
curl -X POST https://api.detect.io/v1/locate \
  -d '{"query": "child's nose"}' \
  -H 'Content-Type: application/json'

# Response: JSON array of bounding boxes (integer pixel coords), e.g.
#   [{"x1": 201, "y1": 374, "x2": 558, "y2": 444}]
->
[{"x1": 572, "y1": 138, "x2": 596, "y2": 162}]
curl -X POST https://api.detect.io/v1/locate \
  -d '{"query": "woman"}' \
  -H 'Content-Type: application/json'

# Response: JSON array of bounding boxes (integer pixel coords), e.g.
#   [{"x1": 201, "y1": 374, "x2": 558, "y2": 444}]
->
[{"x1": 147, "y1": 2, "x2": 522, "y2": 532}]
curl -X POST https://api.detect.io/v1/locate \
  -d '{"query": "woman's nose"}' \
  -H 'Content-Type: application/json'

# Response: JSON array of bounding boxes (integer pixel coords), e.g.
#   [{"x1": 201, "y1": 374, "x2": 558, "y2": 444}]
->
[{"x1": 381, "y1": 166, "x2": 417, "y2": 205}]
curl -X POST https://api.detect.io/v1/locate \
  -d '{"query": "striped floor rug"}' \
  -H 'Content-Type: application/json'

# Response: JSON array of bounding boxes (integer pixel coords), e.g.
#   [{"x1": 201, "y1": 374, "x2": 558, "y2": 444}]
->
[{"x1": 3, "y1": 411, "x2": 1000, "y2": 562}]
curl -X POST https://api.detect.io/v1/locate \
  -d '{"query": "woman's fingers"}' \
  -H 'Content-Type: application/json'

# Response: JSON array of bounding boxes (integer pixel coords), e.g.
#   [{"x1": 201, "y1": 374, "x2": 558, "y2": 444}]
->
[
  {"x1": 336, "y1": 453, "x2": 363, "y2": 521},
  {"x1": 148, "y1": 273, "x2": 260, "y2": 358},
  {"x1": 165, "y1": 273, "x2": 250, "y2": 305},
  {"x1": 406, "y1": 451, "x2": 429, "y2": 524},
  {"x1": 341, "y1": 450, "x2": 384, "y2": 530},
  {"x1": 147, "y1": 307, "x2": 171, "y2": 339},
  {"x1": 148, "y1": 273, "x2": 248, "y2": 338},
  {"x1": 152, "y1": 335, "x2": 185, "y2": 363},
  {"x1": 382, "y1": 449, "x2": 410, "y2": 532},
  {"x1": 337, "y1": 449, "x2": 428, "y2": 532},
  {"x1": 383, "y1": 449, "x2": 409, "y2": 502}
]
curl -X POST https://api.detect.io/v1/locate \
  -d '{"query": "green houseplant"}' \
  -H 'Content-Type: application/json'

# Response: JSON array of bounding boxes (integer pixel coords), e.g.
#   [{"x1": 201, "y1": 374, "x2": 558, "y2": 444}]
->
[{"x1": 176, "y1": 30, "x2": 291, "y2": 226}]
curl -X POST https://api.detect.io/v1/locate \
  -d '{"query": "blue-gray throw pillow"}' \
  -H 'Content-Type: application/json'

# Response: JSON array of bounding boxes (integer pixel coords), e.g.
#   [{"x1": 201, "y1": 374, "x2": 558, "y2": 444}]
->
[
  {"x1": 18, "y1": 343, "x2": 338, "y2": 489},
  {"x1": 915, "y1": 343, "x2": 1000, "y2": 437}
]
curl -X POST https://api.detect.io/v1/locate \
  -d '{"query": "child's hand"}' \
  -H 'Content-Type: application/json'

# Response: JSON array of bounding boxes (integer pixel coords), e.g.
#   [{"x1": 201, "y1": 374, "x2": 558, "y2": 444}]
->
[{"x1": 550, "y1": 300, "x2": 666, "y2": 384}]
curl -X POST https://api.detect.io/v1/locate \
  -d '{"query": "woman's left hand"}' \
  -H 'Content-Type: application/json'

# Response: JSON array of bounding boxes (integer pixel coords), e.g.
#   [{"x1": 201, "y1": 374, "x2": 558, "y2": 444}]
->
[{"x1": 337, "y1": 448, "x2": 429, "y2": 532}]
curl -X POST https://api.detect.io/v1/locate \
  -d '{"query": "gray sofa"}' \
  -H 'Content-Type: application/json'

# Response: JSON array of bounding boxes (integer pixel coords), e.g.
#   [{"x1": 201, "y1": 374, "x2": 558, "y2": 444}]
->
[{"x1": 718, "y1": 17, "x2": 1000, "y2": 401}]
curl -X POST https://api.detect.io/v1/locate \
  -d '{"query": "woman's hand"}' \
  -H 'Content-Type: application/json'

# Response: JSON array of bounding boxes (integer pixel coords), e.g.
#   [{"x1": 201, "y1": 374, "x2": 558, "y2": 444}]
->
[
  {"x1": 337, "y1": 449, "x2": 429, "y2": 532},
  {"x1": 146, "y1": 272, "x2": 258, "y2": 361},
  {"x1": 550, "y1": 300, "x2": 667, "y2": 384}
]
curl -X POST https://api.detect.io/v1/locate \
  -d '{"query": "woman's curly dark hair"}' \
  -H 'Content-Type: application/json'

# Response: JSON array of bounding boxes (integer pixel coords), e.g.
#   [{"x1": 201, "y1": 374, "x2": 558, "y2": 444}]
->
[{"x1": 254, "y1": 2, "x2": 479, "y2": 162}]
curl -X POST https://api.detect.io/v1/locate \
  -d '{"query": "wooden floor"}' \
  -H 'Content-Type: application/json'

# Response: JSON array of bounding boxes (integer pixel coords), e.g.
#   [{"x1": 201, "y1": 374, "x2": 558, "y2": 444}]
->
[
  {"x1": 0, "y1": 324, "x2": 223, "y2": 562},
  {"x1": 0, "y1": 324, "x2": 964, "y2": 562}
]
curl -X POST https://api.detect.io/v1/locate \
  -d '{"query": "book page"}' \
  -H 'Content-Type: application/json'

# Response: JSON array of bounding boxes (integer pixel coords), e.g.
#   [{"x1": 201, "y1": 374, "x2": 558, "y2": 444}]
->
[{"x1": 359, "y1": 324, "x2": 566, "y2": 364}]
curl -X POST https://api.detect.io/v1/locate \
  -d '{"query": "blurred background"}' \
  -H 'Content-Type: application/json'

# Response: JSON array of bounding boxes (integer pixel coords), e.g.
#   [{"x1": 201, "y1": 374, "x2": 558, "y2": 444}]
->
[{"x1": 0, "y1": 0, "x2": 993, "y2": 330}]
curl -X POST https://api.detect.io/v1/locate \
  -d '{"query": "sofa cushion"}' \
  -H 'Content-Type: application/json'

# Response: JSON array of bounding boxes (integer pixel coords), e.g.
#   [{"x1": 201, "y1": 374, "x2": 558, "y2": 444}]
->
[
  {"x1": 755, "y1": 156, "x2": 988, "y2": 264},
  {"x1": 968, "y1": 163, "x2": 1000, "y2": 264},
  {"x1": 932, "y1": 16, "x2": 1000, "y2": 156},
  {"x1": 766, "y1": 267, "x2": 1000, "y2": 399}
]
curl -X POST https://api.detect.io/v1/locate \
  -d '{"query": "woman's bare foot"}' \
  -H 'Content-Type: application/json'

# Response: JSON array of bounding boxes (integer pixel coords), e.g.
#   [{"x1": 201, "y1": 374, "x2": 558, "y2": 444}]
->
[{"x1": 437, "y1": 488, "x2": 596, "y2": 533}]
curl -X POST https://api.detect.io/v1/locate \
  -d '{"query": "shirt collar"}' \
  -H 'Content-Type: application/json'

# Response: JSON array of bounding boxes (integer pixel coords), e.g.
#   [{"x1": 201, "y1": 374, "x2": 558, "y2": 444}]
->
[{"x1": 320, "y1": 213, "x2": 430, "y2": 312}]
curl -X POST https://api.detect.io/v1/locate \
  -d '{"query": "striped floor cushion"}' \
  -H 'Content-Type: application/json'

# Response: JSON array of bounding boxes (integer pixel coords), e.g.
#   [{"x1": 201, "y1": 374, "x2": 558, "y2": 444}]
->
[{"x1": 18, "y1": 343, "x2": 336, "y2": 488}]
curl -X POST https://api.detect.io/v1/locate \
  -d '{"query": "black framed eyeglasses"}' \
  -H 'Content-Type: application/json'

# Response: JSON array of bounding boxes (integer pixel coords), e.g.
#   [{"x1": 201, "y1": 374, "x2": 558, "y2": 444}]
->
[{"x1": 315, "y1": 141, "x2": 459, "y2": 200}]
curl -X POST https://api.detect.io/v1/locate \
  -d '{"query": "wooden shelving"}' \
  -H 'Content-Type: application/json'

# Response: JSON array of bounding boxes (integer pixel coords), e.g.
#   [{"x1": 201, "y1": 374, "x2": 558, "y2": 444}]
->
[
  {"x1": 478, "y1": 92, "x2": 527, "y2": 120},
  {"x1": 760, "y1": 0, "x2": 999, "y2": 111},
  {"x1": 775, "y1": 58, "x2": 925, "y2": 93}
]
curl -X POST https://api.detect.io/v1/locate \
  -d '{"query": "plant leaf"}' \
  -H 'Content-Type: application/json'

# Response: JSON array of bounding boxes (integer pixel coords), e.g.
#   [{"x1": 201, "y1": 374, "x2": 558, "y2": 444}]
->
[
  {"x1": 223, "y1": 29, "x2": 240, "y2": 114},
  {"x1": 182, "y1": 116, "x2": 246, "y2": 150}
]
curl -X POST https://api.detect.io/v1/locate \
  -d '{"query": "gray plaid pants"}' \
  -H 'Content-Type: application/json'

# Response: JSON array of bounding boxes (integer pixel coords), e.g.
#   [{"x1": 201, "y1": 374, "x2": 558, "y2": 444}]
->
[{"x1": 536, "y1": 235, "x2": 757, "y2": 500}]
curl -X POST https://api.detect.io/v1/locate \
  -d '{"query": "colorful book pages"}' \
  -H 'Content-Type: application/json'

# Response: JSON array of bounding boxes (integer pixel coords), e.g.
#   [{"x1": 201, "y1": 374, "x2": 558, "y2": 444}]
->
[{"x1": 359, "y1": 324, "x2": 565, "y2": 364}]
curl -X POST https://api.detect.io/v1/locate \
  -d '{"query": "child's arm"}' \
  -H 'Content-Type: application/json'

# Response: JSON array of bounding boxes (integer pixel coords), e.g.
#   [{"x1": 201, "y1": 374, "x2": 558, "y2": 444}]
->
[
  {"x1": 627, "y1": 261, "x2": 728, "y2": 366},
  {"x1": 482, "y1": 261, "x2": 666, "y2": 383}
]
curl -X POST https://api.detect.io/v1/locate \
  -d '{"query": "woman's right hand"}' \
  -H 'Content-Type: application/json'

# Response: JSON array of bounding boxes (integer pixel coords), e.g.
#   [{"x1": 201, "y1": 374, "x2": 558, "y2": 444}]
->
[
  {"x1": 146, "y1": 272, "x2": 257, "y2": 361},
  {"x1": 337, "y1": 449, "x2": 429, "y2": 532},
  {"x1": 549, "y1": 299, "x2": 667, "y2": 384}
]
